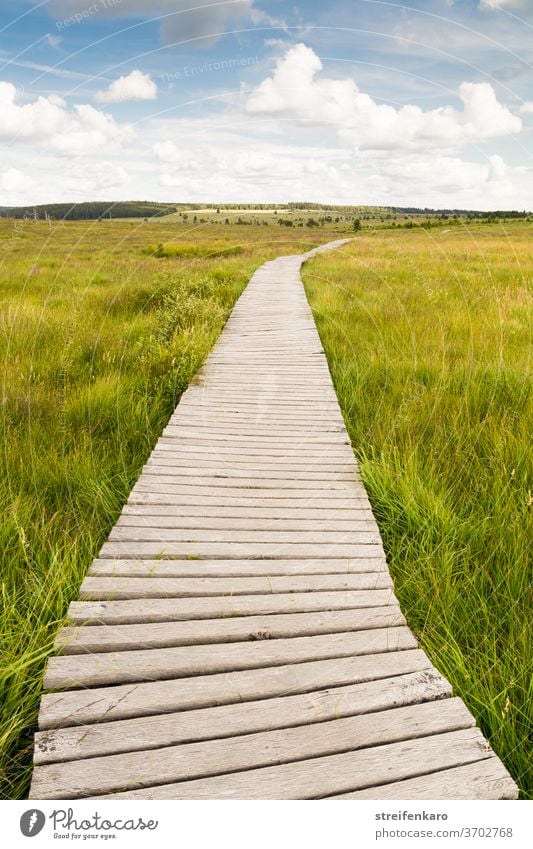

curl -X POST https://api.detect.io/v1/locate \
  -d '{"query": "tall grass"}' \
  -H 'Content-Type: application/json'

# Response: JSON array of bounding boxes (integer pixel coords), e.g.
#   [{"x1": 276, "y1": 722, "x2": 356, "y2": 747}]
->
[
  {"x1": 303, "y1": 222, "x2": 532, "y2": 797},
  {"x1": 0, "y1": 219, "x2": 328, "y2": 799}
]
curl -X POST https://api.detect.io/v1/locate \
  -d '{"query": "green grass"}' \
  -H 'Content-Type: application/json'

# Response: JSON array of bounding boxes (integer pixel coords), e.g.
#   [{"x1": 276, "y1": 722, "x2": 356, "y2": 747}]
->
[
  {"x1": 302, "y1": 222, "x2": 532, "y2": 797},
  {"x1": 0, "y1": 218, "x2": 332, "y2": 799}
]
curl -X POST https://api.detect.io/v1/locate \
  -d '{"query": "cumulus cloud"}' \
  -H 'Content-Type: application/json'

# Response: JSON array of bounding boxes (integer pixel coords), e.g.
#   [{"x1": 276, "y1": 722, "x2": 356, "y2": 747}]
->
[
  {"x1": 246, "y1": 44, "x2": 522, "y2": 151},
  {"x1": 95, "y1": 70, "x2": 157, "y2": 103},
  {"x1": 519, "y1": 101, "x2": 533, "y2": 113},
  {"x1": 0, "y1": 168, "x2": 33, "y2": 193},
  {"x1": 0, "y1": 82, "x2": 134, "y2": 154},
  {"x1": 48, "y1": 0, "x2": 254, "y2": 45}
]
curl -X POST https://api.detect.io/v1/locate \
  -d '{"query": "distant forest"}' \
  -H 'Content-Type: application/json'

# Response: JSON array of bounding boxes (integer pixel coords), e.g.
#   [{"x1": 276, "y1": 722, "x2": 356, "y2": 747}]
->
[{"x1": 0, "y1": 201, "x2": 179, "y2": 220}]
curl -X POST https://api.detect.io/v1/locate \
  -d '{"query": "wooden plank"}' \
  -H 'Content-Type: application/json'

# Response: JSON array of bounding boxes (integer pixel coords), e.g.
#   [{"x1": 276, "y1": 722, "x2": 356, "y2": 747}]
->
[
  {"x1": 88, "y1": 558, "x2": 387, "y2": 577},
  {"x1": 34, "y1": 670, "x2": 453, "y2": 766},
  {"x1": 100, "y1": 542, "x2": 383, "y2": 560},
  {"x1": 134, "y1": 475, "x2": 360, "y2": 491},
  {"x1": 87, "y1": 728, "x2": 493, "y2": 800},
  {"x1": 31, "y1": 698, "x2": 472, "y2": 799},
  {"x1": 119, "y1": 505, "x2": 375, "y2": 521},
  {"x1": 145, "y1": 458, "x2": 356, "y2": 471},
  {"x1": 55, "y1": 607, "x2": 406, "y2": 654},
  {"x1": 116, "y1": 516, "x2": 375, "y2": 531},
  {"x1": 44, "y1": 627, "x2": 417, "y2": 689},
  {"x1": 161, "y1": 415, "x2": 345, "y2": 425},
  {"x1": 108, "y1": 528, "x2": 380, "y2": 544},
  {"x1": 68, "y1": 589, "x2": 398, "y2": 624},
  {"x1": 139, "y1": 469, "x2": 358, "y2": 483},
  {"x1": 131, "y1": 482, "x2": 364, "y2": 498},
  {"x1": 161, "y1": 432, "x2": 350, "y2": 446},
  {"x1": 99, "y1": 542, "x2": 384, "y2": 560},
  {"x1": 80, "y1": 574, "x2": 392, "y2": 599},
  {"x1": 128, "y1": 492, "x2": 370, "y2": 509},
  {"x1": 38, "y1": 649, "x2": 433, "y2": 730},
  {"x1": 154, "y1": 442, "x2": 356, "y2": 459},
  {"x1": 163, "y1": 429, "x2": 345, "y2": 442},
  {"x1": 332, "y1": 758, "x2": 519, "y2": 800}
]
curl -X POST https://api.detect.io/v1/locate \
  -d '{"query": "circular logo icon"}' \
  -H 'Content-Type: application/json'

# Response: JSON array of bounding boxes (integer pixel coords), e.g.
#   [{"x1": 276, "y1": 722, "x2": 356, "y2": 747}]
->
[{"x1": 20, "y1": 810, "x2": 46, "y2": 837}]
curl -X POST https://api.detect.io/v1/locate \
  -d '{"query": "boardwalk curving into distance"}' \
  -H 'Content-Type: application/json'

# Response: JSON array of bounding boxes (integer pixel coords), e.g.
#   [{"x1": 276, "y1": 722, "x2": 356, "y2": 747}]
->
[{"x1": 30, "y1": 240, "x2": 518, "y2": 800}]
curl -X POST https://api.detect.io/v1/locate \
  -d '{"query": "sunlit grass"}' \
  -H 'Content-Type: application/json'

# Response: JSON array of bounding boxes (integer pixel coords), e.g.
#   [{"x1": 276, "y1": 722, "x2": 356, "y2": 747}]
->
[{"x1": 303, "y1": 222, "x2": 532, "y2": 797}]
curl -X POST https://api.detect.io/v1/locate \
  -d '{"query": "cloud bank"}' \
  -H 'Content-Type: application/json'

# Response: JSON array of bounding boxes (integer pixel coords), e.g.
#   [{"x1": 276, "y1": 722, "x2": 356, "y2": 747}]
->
[{"x1": 246, "y1": 44, "x2": 522, "y2": 151}]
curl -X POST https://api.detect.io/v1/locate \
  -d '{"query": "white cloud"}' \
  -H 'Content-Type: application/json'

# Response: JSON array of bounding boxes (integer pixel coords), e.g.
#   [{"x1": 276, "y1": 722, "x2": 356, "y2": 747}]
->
[
  {"x1": 374, "y1": 152, "x2": 510, "y2": 194},
  {"x1": 95, "y1": 70, "x2": 157, "y2": 103},
  {"x1": 0, "y1": 82, "x2": 134, "y2": 155},
  {"x1": 0, "y1": 168, "x2": 33, "y2": 193},
  {"x1": 153, "y1": 140, "x2": 186, "y2": 163},
  {"x1": 64, "y1": 161, "x2": 130, "y2": 194},
  {"x1": 487, "y1": 154, "x2": 507, "y2": 181},
  {"x1": 48, "y1": 0, "x2": 254, "y2": 45},
  {"x1": 246, "y1": 44, "x2": 522, "y2": 152},
  {"x1": 519, "y1": 101, "x2": 533, "y2": 113}
]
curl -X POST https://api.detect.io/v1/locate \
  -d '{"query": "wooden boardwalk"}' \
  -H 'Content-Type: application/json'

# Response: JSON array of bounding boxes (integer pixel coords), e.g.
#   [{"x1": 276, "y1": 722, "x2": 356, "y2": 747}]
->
[{"x1": 30, "y1": 240, "x2": 518, "y2": 800}]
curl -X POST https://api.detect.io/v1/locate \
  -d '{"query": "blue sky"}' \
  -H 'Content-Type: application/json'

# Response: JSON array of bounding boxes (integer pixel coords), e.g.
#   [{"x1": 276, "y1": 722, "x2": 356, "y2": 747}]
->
[{"x1": 0, "y1": 0, "x2": 532, "y2": 208}]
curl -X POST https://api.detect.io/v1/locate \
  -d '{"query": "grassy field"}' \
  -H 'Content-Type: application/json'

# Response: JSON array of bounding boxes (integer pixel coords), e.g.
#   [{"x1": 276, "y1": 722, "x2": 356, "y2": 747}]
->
[
  {"x1": 1, "y1": 215, "x2": 530, "y2": 799},
  {"x1": 0, "y1": 218, "x2": 331, "y2": 799},
  {"x1": 303, "y1": 222, "x2": 532, "y2": 797}
]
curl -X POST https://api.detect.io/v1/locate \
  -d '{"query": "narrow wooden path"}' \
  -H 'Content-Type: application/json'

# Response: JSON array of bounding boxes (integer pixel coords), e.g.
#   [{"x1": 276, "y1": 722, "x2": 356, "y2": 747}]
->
[{"x1": 30, "y1": 240, "x2": 518, "y2": 800}]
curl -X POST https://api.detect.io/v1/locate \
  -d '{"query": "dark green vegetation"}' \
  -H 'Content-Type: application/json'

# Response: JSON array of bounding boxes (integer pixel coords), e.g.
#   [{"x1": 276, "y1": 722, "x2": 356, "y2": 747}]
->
[
  {"x1": 0, "y1": 201, "x2": 177, "y2": 221},
  {"x1": 0, "y1": 219, "x2": 329, "y2": 799},
  {"x1": 303, "y1": 223, "x2": 532, "y2": 797}
]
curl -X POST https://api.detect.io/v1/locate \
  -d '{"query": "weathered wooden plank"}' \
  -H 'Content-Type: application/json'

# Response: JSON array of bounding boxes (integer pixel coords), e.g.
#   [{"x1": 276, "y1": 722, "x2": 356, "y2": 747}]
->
[
  {"x1": 44, "y1": 627, "x2": 417, "y2": 689},
  {"x1": 89, "y1": 728, "x2": 493, "y2": 800},
  {"x1": 56, "y1": 606, "x2": 406, "y2": 654},
  {"x1": 154, "y1": 442, "x2": 356, "y2": 460},
  {"x1": 80, "y1": 573, "x2": 392, "y2": 599},
  {"x1": 149, "y1": 458, "x2": 359, "y2": 472},
  {"x1": 139, "y1": 470, "x2": 359, "y2": 486},
  {"x1": 99, "y1": 541, "x2": 384, "y2": 560},
  {"x1": 38, "y1": 649, "x2": 432, "y2": 730},
  {"x1": 332, "y1": 758, "x2": 519, "y2": 800},
  {"x1": 108, "y1": 527, "x2": 380, "y2": 545},
  {"x1": 134, "y1": 475, "x2": 360, "y2": 491},
  {"x1": 161, "y1": 433, "x2": 350, "y2": 447},
  {"x1": 128, "y1": 491, "x2": 369, "y2": 508},
  {"x1": 164, "y1": 414, "x2": 348, "y2": 427},
  {"x1": 68, "y1": 589, "x2": 397, "y2": 625},
  {"x1": 163, "y1": 425, "x2": 344, "y2": 437},
  {"x1": 88, "y1": 558, "x2": 387, "y2": 578},
  {"x1": 120, "y1": 504, "x2": 375, "y2": 520},
  {"x1": 34, "y1": 670, "x2": 453, "y2": 766},
  {"x1": 167, "y1": 413, "x2": 341, "y2": 425},
  {"x1": 146, "y1": 455, "x2": 355, "y2": 470},
  {"x1": 116, "y1": 515, "x2": 375, "y2": 532}
]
